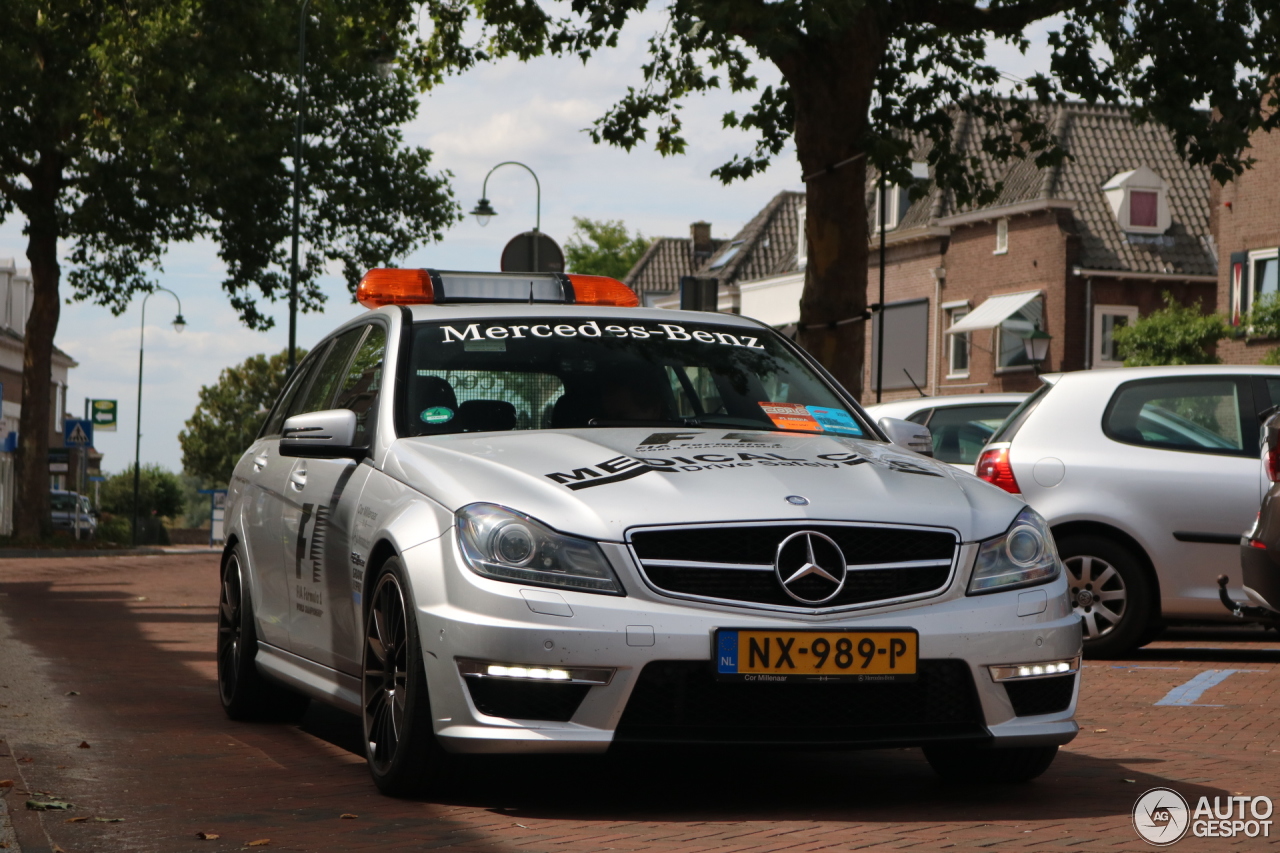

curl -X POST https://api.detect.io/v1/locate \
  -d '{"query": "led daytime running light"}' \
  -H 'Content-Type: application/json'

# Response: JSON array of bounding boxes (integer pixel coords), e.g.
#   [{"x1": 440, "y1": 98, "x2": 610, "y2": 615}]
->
[{"x1": 988, "y1": 656, "x2": 1080, "y2": 682}]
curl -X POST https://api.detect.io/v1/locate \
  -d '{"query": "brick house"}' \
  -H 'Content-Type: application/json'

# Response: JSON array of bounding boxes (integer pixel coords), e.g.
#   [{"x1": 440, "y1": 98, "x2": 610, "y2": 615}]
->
[
  {"x1": 1212, "y1": 119, "x2": 1280, "y2": 364},
  {"x1": 725, "y1": 104, "x2": 1217, "y2": 402}
]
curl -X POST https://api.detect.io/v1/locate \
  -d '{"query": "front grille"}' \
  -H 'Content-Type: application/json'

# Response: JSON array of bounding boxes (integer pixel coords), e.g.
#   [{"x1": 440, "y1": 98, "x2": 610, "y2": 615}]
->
[
  {"x1": 613, "y1": 660, "x2": 986, "y2": 746},
  {"x1": 465, "y1": 678, "x2": 590, "y2": 722},
  {"x1": 1004, "y1": 675, "x2": 1076, "y2": 717},
  {"x1": 629, "y1": 523, "x2": 957, "y2": 610}
]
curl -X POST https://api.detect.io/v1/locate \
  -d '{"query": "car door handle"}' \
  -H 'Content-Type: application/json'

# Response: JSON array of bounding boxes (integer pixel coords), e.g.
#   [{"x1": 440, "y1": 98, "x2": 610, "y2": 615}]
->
[
  {"x1": 289, "y1": 468, "x2": 307, "y2": 490},
  {"x1": 253, "y1": 453, "x2": 268, "y2": 472}
]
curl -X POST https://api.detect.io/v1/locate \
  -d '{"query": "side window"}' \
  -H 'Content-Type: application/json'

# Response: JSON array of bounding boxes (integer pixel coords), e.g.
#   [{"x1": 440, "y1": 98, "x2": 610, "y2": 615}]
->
[
  {"x1": 925, "y1": 404, "x2": 1020, "y2": 465},
  {"x1": 333, "y1": 325, "x2": 387, "y2": 445},
  {"x1": 294, "y1": 327, "x2": 365, "y2": 417},
  {"x1": 262, "y1": 350, "x2": 324, "y2": 438},
  {"x1": 1104, "y1": 378, "x2": 1252, "y2": 456}
]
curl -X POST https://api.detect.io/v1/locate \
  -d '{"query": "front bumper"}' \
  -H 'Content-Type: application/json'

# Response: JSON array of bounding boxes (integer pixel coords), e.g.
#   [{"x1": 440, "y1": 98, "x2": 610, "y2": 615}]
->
[{"x1": 401, "y1": 535, "x2": 1081, "y2": 754}]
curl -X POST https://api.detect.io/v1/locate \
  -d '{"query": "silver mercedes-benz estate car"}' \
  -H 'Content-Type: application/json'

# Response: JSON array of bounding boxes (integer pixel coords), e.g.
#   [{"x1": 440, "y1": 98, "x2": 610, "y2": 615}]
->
[{"x1": 217, "y1": 268, "x2": 1080, "y2": 794}]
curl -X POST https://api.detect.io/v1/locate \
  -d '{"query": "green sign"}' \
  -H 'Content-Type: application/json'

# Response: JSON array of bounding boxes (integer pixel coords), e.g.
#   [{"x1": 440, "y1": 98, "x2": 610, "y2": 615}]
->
[{"x1": 90, "y1": 399, "x2": 117, "y2": 432}]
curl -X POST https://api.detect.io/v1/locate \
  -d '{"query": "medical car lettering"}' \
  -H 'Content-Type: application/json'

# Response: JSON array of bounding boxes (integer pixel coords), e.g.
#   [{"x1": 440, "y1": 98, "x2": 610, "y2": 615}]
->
[
  {"x1": 636, "y1": 432, "x2": 784, "y2": 451},
  {"x1": 440, "y1": 322, "x2": 765, "y2": 348},
  {"x1": 295, "y1": 584, "x2": 323, "y2": 617},
  {"x1": 544, "y1": 456, "x2": 654, "y2": 490}
]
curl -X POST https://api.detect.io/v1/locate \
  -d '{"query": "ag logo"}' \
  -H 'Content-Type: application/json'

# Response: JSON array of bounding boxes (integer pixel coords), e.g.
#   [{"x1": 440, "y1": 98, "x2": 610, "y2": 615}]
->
[{"x1": 1133, "y1": 787, "x2": 1190, "y2": 846}]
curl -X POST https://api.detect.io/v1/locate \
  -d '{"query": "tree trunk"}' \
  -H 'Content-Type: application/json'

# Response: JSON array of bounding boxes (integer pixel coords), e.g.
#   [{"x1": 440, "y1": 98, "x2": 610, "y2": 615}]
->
[
  {"x1": 14, "y1": 160, "x2": 63, "y2": 541},
  {"x1": 780, "y1": 19, "x2": 884, "y2": 400}
]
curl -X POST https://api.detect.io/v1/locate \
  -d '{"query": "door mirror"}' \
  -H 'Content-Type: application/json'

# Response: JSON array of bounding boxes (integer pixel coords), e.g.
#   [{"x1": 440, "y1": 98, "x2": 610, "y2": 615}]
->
[
  {"x1": 878, "y1": 417, "x2": 934, "y2": 457},
  {"x1": 280, "y1": 409, "x2": 362, "y2": 458}
]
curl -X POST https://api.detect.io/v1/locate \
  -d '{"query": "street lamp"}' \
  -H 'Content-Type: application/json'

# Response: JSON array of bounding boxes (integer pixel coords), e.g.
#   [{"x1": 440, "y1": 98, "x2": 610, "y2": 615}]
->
[
  {"x1": 133, "y1": 287, "x2": 185, "y2": 546},
  {"x1": 287, "y1": 0, "x2": 314, "y2": 376},
  {"x1": 471, "y1": 161, "x2": 541, "y2": 268},
  {"x1": 1022, "y1": 323, "x2": 1052, "y2": 365}
]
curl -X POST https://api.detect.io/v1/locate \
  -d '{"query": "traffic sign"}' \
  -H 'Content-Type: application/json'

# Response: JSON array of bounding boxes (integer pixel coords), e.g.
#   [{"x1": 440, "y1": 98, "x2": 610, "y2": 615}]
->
[
  {"x1": 89, "y1": 399, "x2": 118, "y2": 432},
  {"x1": 64, "y1": 419, "x2": 93, "y2": 448},
  {"x1": 500, "y1": 230, "x2": 565, "y2": 273}
]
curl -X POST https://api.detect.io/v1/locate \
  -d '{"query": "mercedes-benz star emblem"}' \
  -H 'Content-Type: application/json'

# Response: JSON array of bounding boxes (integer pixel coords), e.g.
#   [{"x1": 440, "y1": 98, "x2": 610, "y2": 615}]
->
[{"x1": 774, "y1": 531, "x2": 847, "y2": 604}]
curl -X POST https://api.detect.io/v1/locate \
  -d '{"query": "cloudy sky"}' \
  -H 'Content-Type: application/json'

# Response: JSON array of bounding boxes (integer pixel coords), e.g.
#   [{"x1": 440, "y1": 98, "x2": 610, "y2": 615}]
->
[{"x1": 0, "y1": 13, "x2": 1060, "y2": 477}]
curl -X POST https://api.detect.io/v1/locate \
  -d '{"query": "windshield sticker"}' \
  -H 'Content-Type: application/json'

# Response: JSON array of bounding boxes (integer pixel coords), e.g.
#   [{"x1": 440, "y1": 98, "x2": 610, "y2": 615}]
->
[
  {"x1": 806, "y1": 406, "x2": 863, "y2": 436},
  {"x1": 420, "y1": 406, "x2": 454, "y2": 424},
  {"x1": 758, "y1": 402, "x2": 822, "y2": 432},
  {"x1": 439, "y1": 322, "x2": 764, "y2": 349},
  {"x1": 464, "y1": 338, "x2": 506, "y2": 352}
]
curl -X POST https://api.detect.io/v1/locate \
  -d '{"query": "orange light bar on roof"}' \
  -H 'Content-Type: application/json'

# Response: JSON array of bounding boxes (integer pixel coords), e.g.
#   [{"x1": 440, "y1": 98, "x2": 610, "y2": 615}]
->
[
  {"x1": 357, "y1": 268, "x2": 435, "y2": 308},
  {"x1": 566, "y1": 274, "x2": 641, "y2": 307}
]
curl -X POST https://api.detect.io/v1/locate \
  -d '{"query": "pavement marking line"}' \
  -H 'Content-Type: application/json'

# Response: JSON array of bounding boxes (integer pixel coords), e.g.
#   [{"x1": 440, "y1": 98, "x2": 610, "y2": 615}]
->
[{"x1": 1153, "y1": 669, "x2": 1263, "y2": 707}]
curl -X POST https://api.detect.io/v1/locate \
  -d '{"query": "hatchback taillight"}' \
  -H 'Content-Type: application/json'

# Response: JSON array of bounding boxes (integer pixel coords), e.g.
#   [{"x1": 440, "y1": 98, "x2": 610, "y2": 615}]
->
[
  {"x1": 1267, "y1": 446, "x2": 1280, "y2": 482},
  {"x1": 976, "y1": 446, "x2": 1020, "y2": 494}
]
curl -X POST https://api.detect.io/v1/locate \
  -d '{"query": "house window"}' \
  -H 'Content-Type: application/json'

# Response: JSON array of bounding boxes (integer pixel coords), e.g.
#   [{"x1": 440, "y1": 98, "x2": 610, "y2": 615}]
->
[
  {"x1": 1251, "y1": 249, "x2": 1280, "y2": 313},
  {"x1": 995, "y1": 218, "x2": 1009, "y2": 254},
  {"x1": 795, "y1": 203, "x2": 807, "y2": 269},
  {"x1": 872, "y1": 162, "x2": 928, "y2": 233},
  {"x1": 1129, "y1": 191, "x2": 1159, "y2": 228},
  {"x1": 870, "y1": 299, "x2": 930, "y2": 391},
  {"x1": 995, "y1": 297, "x2": 1044, "y2": 370},
  {"x1": 946, "y1": 306, "x2": 971, "y2": 377},
  {"x1": 1093, "y1": 304, "x2": 1139, "y2": 368}
]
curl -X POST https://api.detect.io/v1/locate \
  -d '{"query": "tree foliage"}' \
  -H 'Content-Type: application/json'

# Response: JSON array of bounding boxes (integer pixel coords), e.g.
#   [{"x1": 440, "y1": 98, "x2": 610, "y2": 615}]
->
[
  {"x1": 1113, "y1": 293, "x2": 1230, "y2": 366},
  {"x1": 100, "y1": 464, "x2": 185, "y2": 519},
  {"x1": 0, "y1": 0, "x2": 458, "y2": 537},
  {"x1": 400, "y1": 0, "x2": 1280, "y2": 396},
  {"x1": 180, "y1": 348, "x2": 300, "y2": 485},
  {"x1": 564, "y1": 217, "x2": 650, "y2": 280}
]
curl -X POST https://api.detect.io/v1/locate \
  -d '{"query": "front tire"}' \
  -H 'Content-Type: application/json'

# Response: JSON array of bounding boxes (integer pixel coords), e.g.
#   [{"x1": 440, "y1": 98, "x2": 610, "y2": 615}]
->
[
  {"x1": 924, "y1": 744, "x2": 1059, "y2": 783},
  {"x1": 217, "y1": 546, "x2": 310, "y2": 721},
  {"x1": 1057, "y1": 535, "x2": 1153, "y2": 658},
  {"x1": 362, "y1": 558, "x2": 448, "y2": 796}
]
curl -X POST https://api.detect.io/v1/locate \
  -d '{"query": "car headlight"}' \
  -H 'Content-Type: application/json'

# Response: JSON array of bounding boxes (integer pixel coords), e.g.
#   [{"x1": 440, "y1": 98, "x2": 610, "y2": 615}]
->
[
  {"x1": 456, "y1": 504, "x2": 623, "y2": 595},
  {"x1": 967, "y1": 508, "x2": 1061, "y2": 594}
]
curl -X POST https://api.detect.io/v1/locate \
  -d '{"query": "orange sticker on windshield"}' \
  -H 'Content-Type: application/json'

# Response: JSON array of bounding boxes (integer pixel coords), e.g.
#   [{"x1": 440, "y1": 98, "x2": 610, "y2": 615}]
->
[{"x1": 758, "y1": 402, "x2": 822, "y2": 432}]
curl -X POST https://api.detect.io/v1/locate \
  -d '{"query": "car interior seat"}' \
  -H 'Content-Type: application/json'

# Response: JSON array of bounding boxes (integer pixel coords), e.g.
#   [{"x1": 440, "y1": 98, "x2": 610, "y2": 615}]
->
[
  {"x1": 458, "y1": 399, "x2": 517, "y2": 432},
  {"x1": 408, "y1": 375, "x2": 459, "y2": 434}
]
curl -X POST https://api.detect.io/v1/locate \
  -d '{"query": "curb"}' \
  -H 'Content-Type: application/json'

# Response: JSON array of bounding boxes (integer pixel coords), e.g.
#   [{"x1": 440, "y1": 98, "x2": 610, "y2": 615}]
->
[{"x1": 0, "y1": 547, "x2": 219, "y2": 560}]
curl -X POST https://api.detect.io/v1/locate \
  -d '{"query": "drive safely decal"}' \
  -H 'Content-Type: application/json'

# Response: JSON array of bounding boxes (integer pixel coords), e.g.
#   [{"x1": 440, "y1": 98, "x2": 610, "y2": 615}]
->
[{"x1": 543, "y1": 433, "x2": 940, "y2": 490}]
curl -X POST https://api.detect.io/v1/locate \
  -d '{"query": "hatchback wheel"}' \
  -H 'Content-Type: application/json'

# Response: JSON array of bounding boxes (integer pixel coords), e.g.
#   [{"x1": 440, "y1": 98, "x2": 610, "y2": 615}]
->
[
  {"x1": 1057, "y1": 535, "x2": 1152, "y2": 658},
  {"x1": 362, "y1": 559, "x2": 448, "y2": 795}
]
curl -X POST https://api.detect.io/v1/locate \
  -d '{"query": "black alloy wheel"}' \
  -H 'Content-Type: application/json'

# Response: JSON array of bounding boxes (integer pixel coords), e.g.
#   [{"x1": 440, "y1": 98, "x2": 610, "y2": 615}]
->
[
  {"x1": 217, "y1": 547, "x2": 310, "y2": 721},
  {"x1": 361, "y1": 559, "x2": 447, "y2": 795}
]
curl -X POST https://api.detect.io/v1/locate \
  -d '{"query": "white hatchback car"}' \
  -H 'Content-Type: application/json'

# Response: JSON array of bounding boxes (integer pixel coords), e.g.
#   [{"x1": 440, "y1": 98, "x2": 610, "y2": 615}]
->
[
  {"x1": 864, "y1": 394, "x2": 1027, "y2": 470},
  {"x1": 976, "y1": 365, "x2": 1280, "y2": 655},
  {"x1": 218, "y1": 268, "x2": 1080, "y2": 794}
]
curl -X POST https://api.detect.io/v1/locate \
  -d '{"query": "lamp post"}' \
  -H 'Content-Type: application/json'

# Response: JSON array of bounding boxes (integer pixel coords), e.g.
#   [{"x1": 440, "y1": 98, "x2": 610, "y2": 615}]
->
[
  {"x1": 1022, "y1": 323, "x2": 1052, "y2": 369},
  {"x1": 133, "y1": 288, "x2": 186, "y2": 545},
  {"x1": 287, "y1": 0, "x2": 313, "y2": 376},
  {"x1": 470, "y1": 161, "x2": 541, "y2": 271}
]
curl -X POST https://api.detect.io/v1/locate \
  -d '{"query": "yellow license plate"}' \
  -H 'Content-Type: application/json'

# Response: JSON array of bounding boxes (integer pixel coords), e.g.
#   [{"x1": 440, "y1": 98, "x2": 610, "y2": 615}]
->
[{"x1": 714, "y1": 629, "x2": 918, "y2": 683}]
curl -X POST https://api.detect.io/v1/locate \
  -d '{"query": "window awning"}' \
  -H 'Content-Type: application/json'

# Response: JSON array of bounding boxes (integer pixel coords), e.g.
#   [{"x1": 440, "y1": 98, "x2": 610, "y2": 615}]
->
[{"x1": 945, "y1": 290, "x2": 1041, "y2": 335}]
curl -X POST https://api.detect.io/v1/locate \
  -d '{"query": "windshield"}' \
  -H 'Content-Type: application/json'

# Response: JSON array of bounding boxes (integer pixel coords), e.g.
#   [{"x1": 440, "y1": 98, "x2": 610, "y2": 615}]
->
[{"x1": 402, "y1": 317, "x2": 871, "y2": 438}]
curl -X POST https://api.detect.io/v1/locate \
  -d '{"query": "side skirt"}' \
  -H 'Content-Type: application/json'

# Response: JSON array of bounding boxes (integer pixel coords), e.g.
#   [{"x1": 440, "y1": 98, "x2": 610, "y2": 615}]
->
[{"x1": 255, "y1": 641, "x2": 362, "y2": 715}]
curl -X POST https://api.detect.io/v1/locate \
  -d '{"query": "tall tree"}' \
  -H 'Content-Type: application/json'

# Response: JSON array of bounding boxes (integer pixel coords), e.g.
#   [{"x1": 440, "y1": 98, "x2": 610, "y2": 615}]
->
[
  {"x1": 564, "y1": 217, "x2": 650, "y2": 279},
  {"x1": 404, "y1": 0, "x2": 1280, "y2": 392},
  {"x1": 180, "y1": 349, "x2": 301, "y2": 486},
  {"x1": 0, "y1": 1, "x2": 457, "y2": 538}
]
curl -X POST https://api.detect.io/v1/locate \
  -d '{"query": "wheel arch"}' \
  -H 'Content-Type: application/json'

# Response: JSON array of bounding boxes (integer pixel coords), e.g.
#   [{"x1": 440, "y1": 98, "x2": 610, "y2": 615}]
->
[
  {"x1": 362, "y1": 537, "x2": 402, "y2": 608},
  {"x1": 1051, "y1": 520, "x2": 1162, "y2": 618}
]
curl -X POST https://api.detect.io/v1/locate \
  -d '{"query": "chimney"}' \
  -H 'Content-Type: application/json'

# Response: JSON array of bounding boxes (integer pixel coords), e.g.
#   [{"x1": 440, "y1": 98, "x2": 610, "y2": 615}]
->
[{"x1": 690, "y1": 221, "x2": 712, "y2": 257}]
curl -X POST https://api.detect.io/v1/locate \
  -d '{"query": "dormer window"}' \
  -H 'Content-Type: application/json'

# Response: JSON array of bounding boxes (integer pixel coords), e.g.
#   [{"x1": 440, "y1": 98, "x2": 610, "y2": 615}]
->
[
  {"x1": 873, "y1": 162, "x2": 929, "y2": 233},
  {"x1": 1102, "y1": 166, "x2": 1171, "y2": 234}
]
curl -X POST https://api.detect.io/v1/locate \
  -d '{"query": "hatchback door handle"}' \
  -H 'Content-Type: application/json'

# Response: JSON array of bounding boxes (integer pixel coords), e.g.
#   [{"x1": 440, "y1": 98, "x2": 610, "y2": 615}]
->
[
  {"x1": 289, "y1": 468, "x2": 307, "y2": 490},
  {"x1": 253, "y1": 453, "x2": 268, "y2": 472}
]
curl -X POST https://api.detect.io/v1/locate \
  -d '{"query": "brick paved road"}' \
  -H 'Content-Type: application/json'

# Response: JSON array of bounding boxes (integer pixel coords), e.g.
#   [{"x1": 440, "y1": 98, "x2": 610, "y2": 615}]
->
[{"x1": 0, "y1": 554, "x2": 1277, "y2": 852}]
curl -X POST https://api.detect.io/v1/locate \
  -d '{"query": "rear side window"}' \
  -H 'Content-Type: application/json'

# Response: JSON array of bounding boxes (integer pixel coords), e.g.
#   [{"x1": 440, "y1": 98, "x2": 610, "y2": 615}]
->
[
  {"x1": 925, "y1": 404, "x2": 1021, "y2": 465},
  {"x1": 1103, "y1": 377, "x2": 1254, "y2": 456},
  {"x1": 990, "y1": 383, "x2": 1051, "y2": 444}
]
